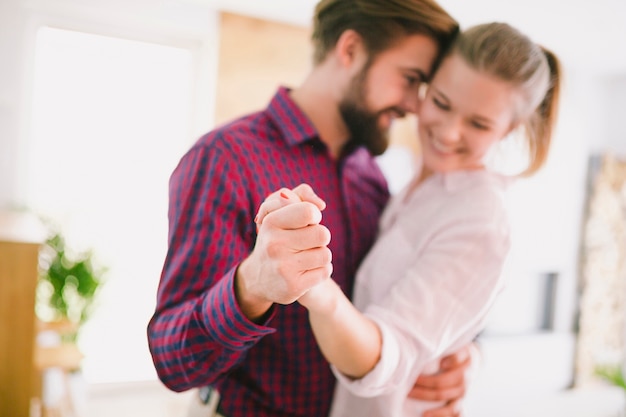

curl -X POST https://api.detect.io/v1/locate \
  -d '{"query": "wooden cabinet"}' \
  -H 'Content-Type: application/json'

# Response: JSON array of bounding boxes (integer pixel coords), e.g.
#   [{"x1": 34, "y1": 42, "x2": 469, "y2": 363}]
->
[{"x1": 0, "y1": 212, "x2": 45, "y2": 417}]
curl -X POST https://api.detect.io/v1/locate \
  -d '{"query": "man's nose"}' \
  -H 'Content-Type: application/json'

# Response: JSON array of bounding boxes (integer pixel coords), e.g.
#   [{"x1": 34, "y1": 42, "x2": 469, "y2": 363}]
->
[
  {"x1": 401, "y1": 92, "x2": 420, "y2": 114},
  {"x1": 404, "y1": 101, "x2": 418, "y2": 114}
]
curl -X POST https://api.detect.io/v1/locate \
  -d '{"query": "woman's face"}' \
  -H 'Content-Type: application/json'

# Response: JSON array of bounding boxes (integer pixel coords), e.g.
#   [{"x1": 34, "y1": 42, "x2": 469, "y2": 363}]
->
[{"x1": 417, "y1": 53, "x2": 519, "y2": 174}]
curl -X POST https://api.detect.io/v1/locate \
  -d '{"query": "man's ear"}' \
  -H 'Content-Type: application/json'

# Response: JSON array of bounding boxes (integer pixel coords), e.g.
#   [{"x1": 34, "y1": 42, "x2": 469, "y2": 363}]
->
[{"x1": 334, "y1": 29, "x2": 366, "y2": 69}]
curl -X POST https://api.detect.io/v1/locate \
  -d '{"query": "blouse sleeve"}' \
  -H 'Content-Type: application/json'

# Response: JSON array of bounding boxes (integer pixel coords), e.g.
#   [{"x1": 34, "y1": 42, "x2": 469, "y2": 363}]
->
[{"x1": 334, "y1": 189, "x2": 510, "y2": 397}]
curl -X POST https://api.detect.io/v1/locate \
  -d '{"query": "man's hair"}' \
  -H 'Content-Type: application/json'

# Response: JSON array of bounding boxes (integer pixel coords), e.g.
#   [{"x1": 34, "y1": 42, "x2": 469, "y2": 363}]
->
[{"x1": 311, "y1": 0, "x2": 459, "y2": 65}]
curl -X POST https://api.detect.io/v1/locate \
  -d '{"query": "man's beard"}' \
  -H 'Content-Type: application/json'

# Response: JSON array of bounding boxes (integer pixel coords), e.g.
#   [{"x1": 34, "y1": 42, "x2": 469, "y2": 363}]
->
[{"x1": 338, "y1": 68, "x2": 404, "y2": 156}]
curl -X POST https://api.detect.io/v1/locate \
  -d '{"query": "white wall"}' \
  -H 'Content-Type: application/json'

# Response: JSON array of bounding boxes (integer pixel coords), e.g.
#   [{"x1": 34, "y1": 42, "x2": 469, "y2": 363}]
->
[
  {"x1": 605, "y1": 75, "x2": 626, "y2": 155},
  {"x1": 0, "y1": 0, "x2": 26, "y2": 206}
]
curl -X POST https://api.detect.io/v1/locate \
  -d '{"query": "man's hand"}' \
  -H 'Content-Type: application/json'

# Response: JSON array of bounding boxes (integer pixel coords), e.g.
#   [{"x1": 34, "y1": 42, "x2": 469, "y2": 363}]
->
[
  {"x1": 236, "y1": 184, "x2": 332, "y2": 320},
  {"x1": 409, "y1": 343, "x2": 475, "y2": 417}
]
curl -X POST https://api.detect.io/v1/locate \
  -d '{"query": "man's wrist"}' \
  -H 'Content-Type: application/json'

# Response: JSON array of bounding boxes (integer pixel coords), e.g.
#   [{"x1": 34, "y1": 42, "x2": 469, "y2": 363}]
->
[{"x1": 235, "y1": 258, "x2": 273, "y2": 322}]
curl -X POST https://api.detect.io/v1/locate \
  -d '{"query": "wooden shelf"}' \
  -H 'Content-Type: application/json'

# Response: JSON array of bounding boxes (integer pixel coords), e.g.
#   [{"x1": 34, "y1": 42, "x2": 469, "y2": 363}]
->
[{"x1": 0, "y1": 211, "x2": 45, "y2": 417}]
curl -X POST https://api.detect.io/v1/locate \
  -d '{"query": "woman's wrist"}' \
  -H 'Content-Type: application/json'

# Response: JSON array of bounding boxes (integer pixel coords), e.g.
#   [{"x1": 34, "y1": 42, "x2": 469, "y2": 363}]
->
[{"x1": 298, "y1": 278, "x2": 341, "y2": 316}]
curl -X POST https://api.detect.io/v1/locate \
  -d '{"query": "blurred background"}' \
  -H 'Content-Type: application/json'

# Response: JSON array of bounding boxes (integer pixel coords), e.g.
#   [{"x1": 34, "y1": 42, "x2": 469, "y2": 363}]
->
[{"x1": 1, "y1": 0, "x2": 625, "y2": 416}]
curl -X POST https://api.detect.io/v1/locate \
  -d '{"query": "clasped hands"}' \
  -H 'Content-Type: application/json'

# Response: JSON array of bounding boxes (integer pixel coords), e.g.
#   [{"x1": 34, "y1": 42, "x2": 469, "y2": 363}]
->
[
  {"x1": 237, "y1": 183, "x2": 472, "y2": 417},
  {"x1": 238, "y1": 184, "x2": 331, "y2": 306}
]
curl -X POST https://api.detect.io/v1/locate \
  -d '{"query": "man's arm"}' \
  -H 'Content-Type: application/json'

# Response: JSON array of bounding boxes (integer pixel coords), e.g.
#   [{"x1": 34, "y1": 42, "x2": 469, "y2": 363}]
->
[
  {"x1": 409, "y1": 343, "x2": 477, "y2": 417},
  {"x1": 147, "y1": 145, "x2": 270, "y2": 391},
  {"x1": 147, "y1": 147, "x2": 332, "y2": 391}
]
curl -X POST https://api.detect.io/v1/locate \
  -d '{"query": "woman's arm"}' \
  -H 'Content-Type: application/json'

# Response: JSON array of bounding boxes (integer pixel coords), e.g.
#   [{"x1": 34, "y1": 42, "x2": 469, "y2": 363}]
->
[
  {"x1": 298, "y1": 278, "x2": 382, "y2": 378},
  {"x1": 299, "y1": 198, "x2": 509, "y2": 388},
  {"x1": 254, "y1": 186, "x2": 384, "y2": 378}
]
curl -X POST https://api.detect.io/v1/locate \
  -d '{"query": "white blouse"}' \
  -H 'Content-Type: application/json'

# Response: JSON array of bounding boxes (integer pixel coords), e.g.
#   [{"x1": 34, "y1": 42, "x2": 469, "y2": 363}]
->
[{"x1": 330, "y1": 169, "x2": 512, "y2": 417}]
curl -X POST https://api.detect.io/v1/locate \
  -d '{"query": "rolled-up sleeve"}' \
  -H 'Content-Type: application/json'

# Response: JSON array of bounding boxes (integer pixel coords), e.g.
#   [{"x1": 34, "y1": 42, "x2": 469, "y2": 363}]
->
[{"x1": 334, "y1": 186, "x2": 510, "y2": 397}]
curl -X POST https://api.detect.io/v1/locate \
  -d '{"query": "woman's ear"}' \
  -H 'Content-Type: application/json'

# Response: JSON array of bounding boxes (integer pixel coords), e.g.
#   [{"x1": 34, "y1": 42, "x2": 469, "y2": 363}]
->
[
  {"x1": 334, "y1": 29, "x2": 367, "y2": 69},
  {"x1": 502, "y1": 121, "x2": 521, "y2": 140}
]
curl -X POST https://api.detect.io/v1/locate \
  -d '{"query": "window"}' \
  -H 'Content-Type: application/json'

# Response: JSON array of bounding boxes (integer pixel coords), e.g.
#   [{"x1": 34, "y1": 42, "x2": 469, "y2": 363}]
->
[{"x1": 26, "y1": 26, "x2": 194, "y2": 383}]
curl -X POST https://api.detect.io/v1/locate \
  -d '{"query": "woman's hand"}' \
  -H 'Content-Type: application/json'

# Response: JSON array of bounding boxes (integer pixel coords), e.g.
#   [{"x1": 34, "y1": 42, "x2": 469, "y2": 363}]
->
[{"x1": 255, "y1": 184, "x2": 326, "y2": 228}]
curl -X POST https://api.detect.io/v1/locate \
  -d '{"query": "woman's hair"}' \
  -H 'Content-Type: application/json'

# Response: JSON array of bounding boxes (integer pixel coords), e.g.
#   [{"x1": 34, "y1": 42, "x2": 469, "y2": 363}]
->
[
  {"x1": 311, "y1": 0, "x2": 459, "y2": 66},
  {"x1": 453, "y1": 22, "x2": 562, "y2": 176}
]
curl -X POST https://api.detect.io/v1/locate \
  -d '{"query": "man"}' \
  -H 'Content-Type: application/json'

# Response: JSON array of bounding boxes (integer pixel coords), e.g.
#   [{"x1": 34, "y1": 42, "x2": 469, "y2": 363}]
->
[{"x1": 148, "y1": 1, "x2": 471, "y2": 416}]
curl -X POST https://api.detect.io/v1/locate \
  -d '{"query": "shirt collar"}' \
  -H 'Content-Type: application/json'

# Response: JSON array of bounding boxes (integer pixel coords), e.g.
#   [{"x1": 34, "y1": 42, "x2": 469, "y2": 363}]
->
[
  {"x1": 267, "y1": 86, "x2": 319, "y2": 147},
  {"x1": 413, "y1": 159, "x2": 512, "y2": 192},
  {"x1": 439, "y1": 170, "x2": 513, "y2": 192}
]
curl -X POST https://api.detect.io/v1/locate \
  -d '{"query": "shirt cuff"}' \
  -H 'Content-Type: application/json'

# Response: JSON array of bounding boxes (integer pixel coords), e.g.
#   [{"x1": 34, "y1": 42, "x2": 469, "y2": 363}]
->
[
  {"x1": 202, "y1": 265, "x2": 276, "y2": 351},
  {"x1": 332, "y1": 315, "x2": 404, "y2": 397}
]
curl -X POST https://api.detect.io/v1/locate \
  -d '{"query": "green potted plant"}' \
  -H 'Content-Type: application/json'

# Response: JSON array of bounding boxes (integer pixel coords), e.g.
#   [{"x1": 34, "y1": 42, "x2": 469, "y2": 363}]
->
[
  {"x1": 34, "y1": 228, "x2": 105, "y2": 417},
  {"x1": 36, "y1": 229, "x2": 105, "y2": 343}
]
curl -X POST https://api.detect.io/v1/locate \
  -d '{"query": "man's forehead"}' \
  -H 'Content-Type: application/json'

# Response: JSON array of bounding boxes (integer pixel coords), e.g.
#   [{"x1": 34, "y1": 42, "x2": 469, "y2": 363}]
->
[{"x1": 371, "y1": 35, "x2": 438, "y2": 74}]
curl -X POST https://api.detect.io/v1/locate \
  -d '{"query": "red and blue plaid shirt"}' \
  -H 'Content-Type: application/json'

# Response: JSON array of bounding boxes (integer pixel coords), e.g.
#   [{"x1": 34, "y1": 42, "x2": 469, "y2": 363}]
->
[{"x1": 148, "y1": 87, "x2": 390, "y2": 417}]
